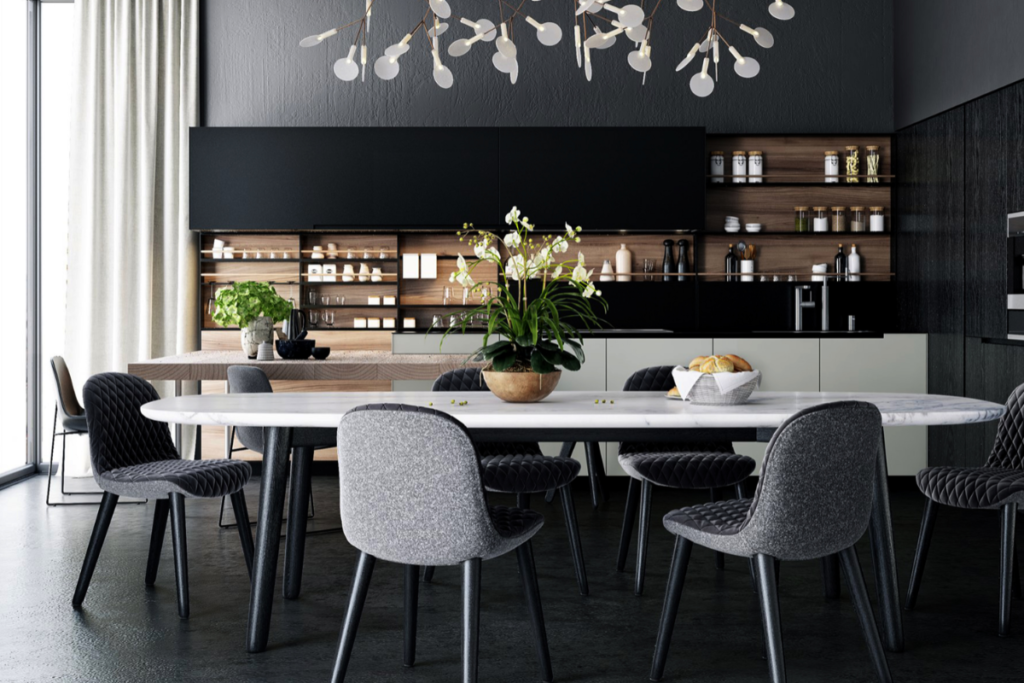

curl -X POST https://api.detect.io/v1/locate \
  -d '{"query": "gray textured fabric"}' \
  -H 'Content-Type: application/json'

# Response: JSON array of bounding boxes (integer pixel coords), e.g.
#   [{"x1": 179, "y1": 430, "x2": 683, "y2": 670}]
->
[
  {"x1": 337, "y1": 404, "x2": 543, "y2": 566},
  {"x1": 663, "y1": 401, "x2": 883, "y2": 561},
  {"x1": 98, "y1": 458, "x2": 251, "y2": 499},
  {"x1": 226, "y1": 366, "x2": 335, "y2": 451}
]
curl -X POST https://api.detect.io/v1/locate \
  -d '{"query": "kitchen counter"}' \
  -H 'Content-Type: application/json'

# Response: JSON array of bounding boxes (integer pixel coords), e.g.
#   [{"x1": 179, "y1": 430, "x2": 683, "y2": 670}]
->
[{"x1": 392, "y1": 329, "x2": 885, "y2": 339}]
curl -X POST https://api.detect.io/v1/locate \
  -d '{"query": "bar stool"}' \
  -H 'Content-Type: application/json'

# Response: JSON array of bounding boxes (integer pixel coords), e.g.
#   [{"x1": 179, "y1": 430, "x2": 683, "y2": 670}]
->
[
  {"x1": 331, "y1": 404, "x2": 553, "y2": 683},
  {"x1": 650, "y1": 401, "x2": 891, "y2": 683},
  {"x1": 72, "y1": 372, "x2": 254, "y2": 619},
  {"x1": 907, "y1": 382, "x2": 1024, "y2": 636}
]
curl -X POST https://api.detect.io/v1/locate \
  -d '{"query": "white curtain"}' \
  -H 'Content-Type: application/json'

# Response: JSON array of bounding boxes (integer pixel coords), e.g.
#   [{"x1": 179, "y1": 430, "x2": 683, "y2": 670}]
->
[{"x1": 65, "y1": 0, "x2": 199, "y2": 461}]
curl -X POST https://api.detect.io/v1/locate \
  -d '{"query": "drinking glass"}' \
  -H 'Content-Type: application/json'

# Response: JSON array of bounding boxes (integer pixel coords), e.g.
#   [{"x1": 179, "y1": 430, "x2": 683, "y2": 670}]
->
[
  {"x1": 321, "y1": 295, "x2": 330, "y2": 307},
  {"x1": 462, "y1": 287, "x2": 470, "y2": 305},
  {"x1": 643, "y1": 258, "x2": 656, "y2": 281},
  {"x1": 333, "y1": 295, "x2": 345, "y2": 306},
  {"x1": 443, "y1": 286, "x2": 452, "y2": 306},
  {"x1": 323, "y1": 311, "x2": 335, "y2": 327},
  {"x1": 307, "y1": 289, "x2": 318, "y2": 306},
  {"x1": 308, "y1": 310, "x2": 319, "y2": 327}
]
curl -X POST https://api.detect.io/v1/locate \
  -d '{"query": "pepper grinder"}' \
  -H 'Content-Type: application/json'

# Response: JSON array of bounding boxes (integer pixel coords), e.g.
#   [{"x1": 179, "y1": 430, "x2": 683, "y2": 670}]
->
[
  {"x1": 661, "y1": 240, "x2": 675, "y2": 281},
  {"x1": 676, "y1": 240, "x2": 690, "y2": 279}
]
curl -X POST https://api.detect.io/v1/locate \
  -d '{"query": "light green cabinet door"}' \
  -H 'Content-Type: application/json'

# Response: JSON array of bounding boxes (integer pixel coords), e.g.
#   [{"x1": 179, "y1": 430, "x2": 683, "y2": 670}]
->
[
  {"x1": 820, "y1": 334, "x2": 928, "y2": 476},
  {"x1": 604, "y1": 338, "x2": 715, "y2": 475},
  {"x1": 391, "y1": 333, "x2": 486, "y2": 391},
  {"x1": 713, "y1": 337, "x2": 822, "y2": 470}
]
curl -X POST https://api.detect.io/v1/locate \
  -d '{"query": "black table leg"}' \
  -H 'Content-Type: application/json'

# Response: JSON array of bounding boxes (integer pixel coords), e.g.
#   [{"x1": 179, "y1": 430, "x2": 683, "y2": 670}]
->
[
  {"x1": 584, "y1": 442, "x2": 605, "y2": 508},
  {"x1": 867, "y1": 435, "x2": 904, "y2": 653},
  {"x1": 284, "y1": 445, "x2": 314, "y2": 600},
  {"x1": 247, "y1": 426, "x2": 293, "y2": 654}
]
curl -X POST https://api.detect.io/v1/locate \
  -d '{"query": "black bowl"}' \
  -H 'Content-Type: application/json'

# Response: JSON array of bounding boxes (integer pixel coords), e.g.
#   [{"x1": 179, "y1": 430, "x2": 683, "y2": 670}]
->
[
  {"x1": 311, "y1": 347, "x2": 331, "y2": 360},
  {"x1": 276, "y1": 339, "x2": 315, "y2": 360}
]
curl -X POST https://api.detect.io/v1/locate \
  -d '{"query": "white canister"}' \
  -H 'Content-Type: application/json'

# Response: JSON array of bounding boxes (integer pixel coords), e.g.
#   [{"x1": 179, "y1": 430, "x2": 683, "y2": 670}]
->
[
  {"x1": 342, "y1": 264, "x2": 355, "y2": 282},
  {"x1": 615, "y1": 244, "x2": 632, "y2": 282},
  {"x1": 326, "y1": 242, "x2": 338, "y2": 258},
  {"x1": 740, "y1": 260, "x2": 755, "y2": 282},
  {"x1": 813, "y1": 206, "x2": 829, "y2": 233},
  {"x1": 869, "y1": 206, "x2": 886, "y2": 232},
  {"x1": 212, "y1": 238, "x2": 226, "y2": 259},
  {"x1": 600, "y1": 259, "x2": 615, "y2": 282},
  {"x1": 731, "y1": 152, "x2": 747, "y2": 183},
  {"x1": 370, "y1": 267, "x2": 383, "y2": 283},
  {"x1": 812, "y1": 263, "x2": 829, "y2": 282},
  {"x1": 709, "y1": 151, "x2": 725, "y2": 184},
  {"x1": 825, "y1": 150, "x2": 840, "y2": 183},
  {"x1": 747, "y1": 151, "x2": 763, "y2": 184},
  {"x1": 358, "y1": 263, "x2": 370, "y2": 282}
]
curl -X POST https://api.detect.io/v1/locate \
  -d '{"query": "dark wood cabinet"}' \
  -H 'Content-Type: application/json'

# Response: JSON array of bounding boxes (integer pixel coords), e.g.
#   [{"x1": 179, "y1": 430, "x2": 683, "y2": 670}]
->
[{"x1": 497, "y1": 127, "x2": 706, "y2": 231}]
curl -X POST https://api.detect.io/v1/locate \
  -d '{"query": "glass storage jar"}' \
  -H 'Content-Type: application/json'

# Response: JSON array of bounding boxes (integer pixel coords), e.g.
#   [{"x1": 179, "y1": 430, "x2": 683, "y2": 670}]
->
[
  {"x1": 831, "y1": 206, "x2": 847, "y2": 232},
  {"x1": 709, "y1": 151, "x2": 725, "y2": 183},
  {"x1": 825, "y1": 150, "x2": 840, "y2": 183},
  {"x1": 850, "y1": 206, "x2": 867, "y2": 232},
  {"x1": 865, "y1": 146, "x2": 880, "y2": 183},
  {"x1": 869, "y1": 206, "x2": 886, "y2": 232},
  {"x1": 747, "y1": 151, "x2": 763, "y2": 183},
  {"x1": 845, "y1": 145, "x2": 860, "y2": 183},
  {"x1": 813, "y1": 206, "x2": 829, "y2": 232},
  {"x1": 794, "y1": 206, "x2": 810, "y2": 233},
  {"x1": 731, "y1": 151, "x2": 747, "y2": 183}
]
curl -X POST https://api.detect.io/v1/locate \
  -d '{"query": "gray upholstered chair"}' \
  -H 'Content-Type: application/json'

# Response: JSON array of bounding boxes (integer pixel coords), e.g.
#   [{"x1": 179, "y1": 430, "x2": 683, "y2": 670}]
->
[
  {"x1": 46, "y1": 356, "x2": 100, "y2": 506},
  {"x1": 427, "y1": 367, "x2": 588, "y2": 595},
  {"x1": 650, "y1": 401, "x2": 891, "y2": 683},
  {"x1": 226, "y1": 365, "x2": 337, "y2": 599},
  {"x1": 72, "y1": 372, "x2": 254, "y2": 619},
  {"x1": 332, "y1": 404, "x2": 552, "y2": 683},
  {"x1": 906, "y1": 383, "x2": 1024, "y2": 636},
  {"x1": 616, "y1": 365, "x2": 757, "y2": 595}
]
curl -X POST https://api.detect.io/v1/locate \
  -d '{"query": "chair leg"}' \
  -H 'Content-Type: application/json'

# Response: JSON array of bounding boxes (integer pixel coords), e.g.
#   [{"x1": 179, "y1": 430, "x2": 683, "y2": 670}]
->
[
  {"x1": 145, "y1": 499, "x2": 171, "y2": 586},
  {"x1": 821, "y1": 554, "x2": 841, "y2": 599},
  {"x1": 72, "y1": 492, "x2": 119, "y2": 606},
  {"x1": 840, "y1": 545, "x2": 892, "y2": 682},
  {"x1": 423, "y1": 566, "x2": 435, "y2": 583},
  {"x1": 45, "y1": 406, "x2": 58, "y2": 506},
  {"x1": 650, "y1": 536, "x2": 694, "y2": 681},
  {"x1": 585, "y1": 442, "x2": 605, "y2": 508},
  {"x1": 231, "y1": 491, "x2": 255, "y2": 578},
  {"x1": 463, "y1": 557, "x2": 482, "y2": 683},
  {"x1": 710, "y1": 488, "x2": 725, "y2": 570},
  {"x1": 330, "y1": 552, "x2": 376, "y2": 683},
  {"x1": 168, "y1": 492, "x2": 190, "y2": 619},
  {"x1": 545, "y1": 441, "x2": 576, "y2": 504},
  {"x1": 636, "y1": 480, "x2": 654, "y2": 596},
  {"x1": 404, "y1": 564, "x2": 419, "y2": 667},
  {"x1": 999, "y1": 502, "x2": 1017, "y2": 637},
  {"x1": 284, "y1": 446, "x2": 315, "y2": 600},
  {"x1": 559, "y1": 484, "x2": 589, "y2": 596},
  {"x1": 905, "y1": 498, "x2": 938, "y2": 610},
  {"x1": 517, "y1": 542, "x2": 553, "y2": 683},
  {"x1": 755, "y1": 554, "x2": 786, "y2": 683},
  {"x1": 617, "y1": 478, "x2": 641, "y2": 572}
]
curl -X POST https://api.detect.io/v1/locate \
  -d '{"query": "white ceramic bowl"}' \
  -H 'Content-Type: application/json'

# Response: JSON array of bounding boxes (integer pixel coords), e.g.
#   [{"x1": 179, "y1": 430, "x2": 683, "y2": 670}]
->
[{"x1": 724, "y1": 226, "x2": 741, "y2": 233}]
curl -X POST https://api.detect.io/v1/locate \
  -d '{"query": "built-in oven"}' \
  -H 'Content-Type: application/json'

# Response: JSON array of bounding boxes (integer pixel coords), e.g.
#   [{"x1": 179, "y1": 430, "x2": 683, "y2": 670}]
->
[{"x1": 1007, "y1": 211, "x2": 1024, "y2": 339}]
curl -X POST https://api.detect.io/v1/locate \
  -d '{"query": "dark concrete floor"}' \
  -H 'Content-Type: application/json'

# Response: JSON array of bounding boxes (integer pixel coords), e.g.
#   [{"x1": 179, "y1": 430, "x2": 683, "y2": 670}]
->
[{"x1": 1, "y1": 474, "x2": 1021, "y2": 682}]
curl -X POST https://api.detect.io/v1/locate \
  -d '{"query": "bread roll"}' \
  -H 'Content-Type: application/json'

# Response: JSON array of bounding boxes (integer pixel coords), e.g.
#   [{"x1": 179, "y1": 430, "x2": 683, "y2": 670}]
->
[
  {"x1": 700, "y1": 355, "x2": 734, "y2": 373},
  {"x1": 688, "y1": 356, "x2": 707, "y2": 371},
  {"x1": 725, "y1": 354, "x2": 752, "y2": 372},
  {"x1": 667, "y1": 386, "x2": 681, "y2": 397}
]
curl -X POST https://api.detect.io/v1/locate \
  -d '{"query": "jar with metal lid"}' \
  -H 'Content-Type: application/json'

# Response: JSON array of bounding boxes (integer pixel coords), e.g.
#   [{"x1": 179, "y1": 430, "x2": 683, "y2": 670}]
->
[
  {"x1": 812, "y1": 206, "x2": 829, "y2": 232},
  {"x1": 865, "y1": 146, "x2": 880, "y2": 183},
  {"x1": 825, "y1": 150, "x2": 840, "y2": 183},
  {"x1": 731, "y1": 151, "x2": 747, "y2": 183},
  {"x1": 845, "y1": 145, "x2": 860, "y2": 183},
  {"x1": 747, "y1": 151, "x2": 763, "y2": 183},
  {"x1": 710, "y1": 151, "x2": 725, "y2": 183},
  {"x1": 831, "y1": 206, "x2": 847, "y2": 232},
  {"x1": 850, "y1": 206, "x2": 867, "y2": 232},
  {"x1": 869, "y1": 206, "x2": 886, "y2": 232},
  {"x1": 794, "y1": 206, "x2": 810, "y2": 233}
]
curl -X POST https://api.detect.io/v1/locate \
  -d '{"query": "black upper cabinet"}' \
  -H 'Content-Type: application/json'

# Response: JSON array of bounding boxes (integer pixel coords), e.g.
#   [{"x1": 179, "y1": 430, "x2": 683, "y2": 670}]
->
[
  {"x1": 497, "y1": 127, "x2": 706, "y2": 231},
  {"x1": 370, "y1": 128, "x2": 498, "y2": 228}
]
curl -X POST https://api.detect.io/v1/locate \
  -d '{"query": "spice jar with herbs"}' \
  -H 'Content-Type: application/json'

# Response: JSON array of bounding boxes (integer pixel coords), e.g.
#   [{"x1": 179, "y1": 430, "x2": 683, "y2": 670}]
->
[
  {"x1": 845, "y1": 145, "x2": 860, "y2": 183},
  {"x1": 794, "y1": 206, "x2": 810, "y2": 233},
  {"x1": 865, "y1": 145, "x2": 880, "y2": 183}
]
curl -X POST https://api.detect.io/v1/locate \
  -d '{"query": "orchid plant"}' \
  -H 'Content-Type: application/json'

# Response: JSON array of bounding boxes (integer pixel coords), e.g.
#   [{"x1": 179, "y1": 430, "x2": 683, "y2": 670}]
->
[{"x1": 442, "y1": 206, "x2": 608, "y2": 374}]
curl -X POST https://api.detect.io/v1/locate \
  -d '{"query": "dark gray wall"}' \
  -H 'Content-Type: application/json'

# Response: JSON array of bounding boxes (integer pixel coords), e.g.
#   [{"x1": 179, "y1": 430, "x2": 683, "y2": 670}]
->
[
  {"x1": 894, "y1": 0, "x2": 1024, "y2": 129},
  {"x1": 201, "y1": 0, "x2": 892, "y2": 132}
]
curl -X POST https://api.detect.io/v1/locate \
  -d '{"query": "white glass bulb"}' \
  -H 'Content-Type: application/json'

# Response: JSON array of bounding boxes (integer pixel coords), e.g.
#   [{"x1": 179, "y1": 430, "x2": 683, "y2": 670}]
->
[
  {"x1": 475, "y1": 19, "x2": 497, "y2": 42},
  {"x1": 300, "y1": 35, "x2": 325, "y2": 48},
  {"x1": 429, "y1": 0, "x2": 452, "y2": 20},
  {"x1": 626, "y1": 24, "x2": 648, "y2": 43},
  {"x1": 689, "y1": 71, "x2": 714, "y2": 97},
  {"x1": 768, "y1": 0, "x2": 795, "y2": 20},
  {"x1": 497, "y1": 24, "x2": 518, "y2": 59},
  {"x1": 733, "y1": 56, "x2": 761, "y2": 78},
  {"x1": 433, "y1": 64, "x2": 454, "y2": 89},
  {"x1": 449, "y1": 38, "x2": 473, "y2": 57},
  {"x1": 374, "y1": 55, "x2": 400, "y2": 80},
  {"x1": 430, "y1": 22, "x2": 450, "y2": 37},
  {"x1": 676, "y1": 0, "x2": 702, "y2": 10},
  {"x1": 526, "y1": 18, "x2": 563, "y2": 47},
  {"x1": 510, "y1": 60, "x2": 519, "y2": 85},
  {"x1": 586, "y1": 27, "x2": 621, "y2": 50},
  {"x1": 675, "y1": 41, "x2": 701, "y2": 71},
  {"x1": 608, "y1": 4, "x2": 645, "y2": 29},
  {"x1": 753, "y1": 26, "x2": 774, "y2": 48},
  {"x1": 492, "y1": 51, "x2": 516, "y2": 74},
  {"x1": 627, "y1": 48, "x2": 652, "y2": 73},
  {"x1": 574, "y1": 25, "x2": 582, "y2": 67},
  {"x1": 699, "y1": 36, "x2": 710, "y2": 52},
  {"x1": 333, "y1": 54, "x2": 360, "y2": 82},
  {"x1": 584, "y1": 44, "x2": 593, "y2": 81},
  {"x1": 385, "y1": 42, "x2": 411, "y2": 57},
  {"x1": 576, "y1": 0, "x2": 599, "y2": 15}
]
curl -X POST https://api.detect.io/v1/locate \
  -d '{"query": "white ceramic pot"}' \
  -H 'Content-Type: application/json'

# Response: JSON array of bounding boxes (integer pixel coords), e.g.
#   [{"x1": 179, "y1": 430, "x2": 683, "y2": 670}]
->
[{"x1": 241, "y1": 316, "x2": 275, "y2": 358}]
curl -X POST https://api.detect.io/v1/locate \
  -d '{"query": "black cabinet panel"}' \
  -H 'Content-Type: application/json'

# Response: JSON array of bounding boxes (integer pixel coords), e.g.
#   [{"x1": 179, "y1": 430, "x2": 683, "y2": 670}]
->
[
  {"x1": 369, "y1": 128, "x2": 498, "y2": 227},
  {"x1": 497, "y1": 128, "x2": 705, "y2": 231}
]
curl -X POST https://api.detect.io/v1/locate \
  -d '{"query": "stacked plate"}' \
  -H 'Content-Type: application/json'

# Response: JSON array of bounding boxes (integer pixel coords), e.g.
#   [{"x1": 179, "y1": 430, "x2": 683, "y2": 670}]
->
[
  {"x1": 724, "y1": 216, "x2": 741, "y2": 233},
  {"x1": 745, "y1": 223, "x2": 763, "y2": 233}
]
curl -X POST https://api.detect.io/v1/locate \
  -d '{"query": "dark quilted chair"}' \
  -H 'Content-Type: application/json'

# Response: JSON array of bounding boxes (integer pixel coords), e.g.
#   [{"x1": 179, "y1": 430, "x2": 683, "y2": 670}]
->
[
  {"x1": 72, "y1": 373, "x2": 254, "y2": 619},
  {"x1": 331, "y1": 404, "x2": 552, "y2": 683},
  {"x1": 227, "y1": 366, "x2": 338, "y2": 599},
  {"x1": 616, "y1": 366, "x2": 757, "y2": 595},
  {"x1": 906, "y1": 383, "x2": 1024, "y2": 636},
  {"x1": 46, "y1": 356, "x2": 101, "y2": 506},
  {"x1": 651, "y1": 402, "x2": 891, "y2": 683},
  {"x1": 426, "y1": 368, "x2": 588, "y2": 595}
]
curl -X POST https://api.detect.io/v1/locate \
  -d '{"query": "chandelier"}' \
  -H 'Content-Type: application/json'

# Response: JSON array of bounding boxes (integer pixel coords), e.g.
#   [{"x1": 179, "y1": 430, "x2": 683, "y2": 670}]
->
[{"x1": 300, "y1": 0, "x2": 795, "y2": 96}]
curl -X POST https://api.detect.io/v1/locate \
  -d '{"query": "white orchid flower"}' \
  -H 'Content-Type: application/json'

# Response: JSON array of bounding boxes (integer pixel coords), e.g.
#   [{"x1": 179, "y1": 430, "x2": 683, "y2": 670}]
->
[
  {"x1": 551, "y1": 265, "x2": 563, "y2": 279},
  {"x1": 521, "y1": 216, "x2": 533, "y2": 231},
  {"x1": 505, "y1": 206, "x2": 520, "y2": 225},
  {"x1": 506, "y1": 254, "x2": 527, "y2": 280},
  {"x1": 581, "y1": 282, "x2": 598, "y2": 298},
  {"x1": 577, "y1": 251, "x2": 586, "y2": 268},
  {"x1": 571, "y1": 263, "x2": 590, "y2": 284},
  {"x1": 503, "y1": 230, "x2": 522, "y2": 249},
  {"x1": 550, "y1": 235, "x2": 568, "y2": 254}
]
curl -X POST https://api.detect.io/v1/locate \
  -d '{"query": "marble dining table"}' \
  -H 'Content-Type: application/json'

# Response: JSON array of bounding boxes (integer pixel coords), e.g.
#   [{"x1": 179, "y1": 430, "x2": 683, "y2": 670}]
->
[{"x1": 141, "y1": 389, "x2": 1006, "y2": 655}]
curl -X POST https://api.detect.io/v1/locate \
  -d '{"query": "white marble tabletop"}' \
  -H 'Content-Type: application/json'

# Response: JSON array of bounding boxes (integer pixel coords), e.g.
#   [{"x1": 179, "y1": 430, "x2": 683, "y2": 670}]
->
[{"x1": 142, "y1": 390, "x2": 1006, "y2": 430}]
